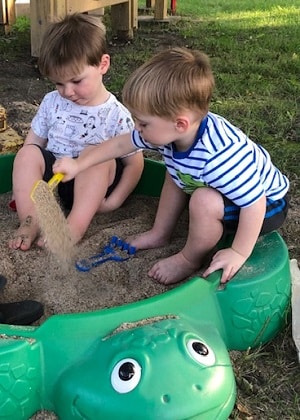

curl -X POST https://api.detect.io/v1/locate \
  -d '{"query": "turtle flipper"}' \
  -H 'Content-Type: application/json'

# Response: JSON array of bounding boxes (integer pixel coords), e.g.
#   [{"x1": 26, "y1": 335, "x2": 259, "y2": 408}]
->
[
  {"x1": 216, "y1": 231, "x2": 291, "y2": 350},
  {"x1": 0, "y1": 337, "x2": 42, "y2": 419}
]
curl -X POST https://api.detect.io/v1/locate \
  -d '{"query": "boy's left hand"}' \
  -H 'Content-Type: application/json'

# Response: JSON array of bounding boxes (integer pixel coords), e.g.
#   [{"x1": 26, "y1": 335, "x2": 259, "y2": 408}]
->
[{"x1": 202, "y1": 247, "x2": 247, "y2": 284}]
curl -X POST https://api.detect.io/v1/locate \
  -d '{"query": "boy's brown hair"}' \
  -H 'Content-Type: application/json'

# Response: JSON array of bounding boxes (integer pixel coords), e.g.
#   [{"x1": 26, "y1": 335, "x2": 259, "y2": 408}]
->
[
  {"x1": 122, "y1": 47, "x2": 215, "y2": 119},
  {"x1": 38, "y1": 13, "x2": 107, "y2": 79}
]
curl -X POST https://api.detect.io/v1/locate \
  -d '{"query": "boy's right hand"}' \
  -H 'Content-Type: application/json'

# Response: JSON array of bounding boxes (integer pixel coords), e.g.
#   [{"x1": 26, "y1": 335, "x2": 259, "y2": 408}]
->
[
  {"x1": 53, "y1": 157, "x2": 79, "y2": 181},
  {"x1": 202, "y1": 247, "x2": 247, "y2": 284}
]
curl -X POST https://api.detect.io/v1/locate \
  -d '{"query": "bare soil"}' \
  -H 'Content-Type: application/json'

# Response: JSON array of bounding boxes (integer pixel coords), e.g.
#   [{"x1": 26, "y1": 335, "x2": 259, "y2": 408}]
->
[{"x1": 0, "y1": 24, "x2": 299, "y2": 420}]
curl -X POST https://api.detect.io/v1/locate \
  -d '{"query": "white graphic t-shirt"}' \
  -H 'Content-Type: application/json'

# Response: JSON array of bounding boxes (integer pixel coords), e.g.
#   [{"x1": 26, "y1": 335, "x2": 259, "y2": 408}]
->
[{"x1": 31, "y1": 91, "x2": 134, "y2": 158}]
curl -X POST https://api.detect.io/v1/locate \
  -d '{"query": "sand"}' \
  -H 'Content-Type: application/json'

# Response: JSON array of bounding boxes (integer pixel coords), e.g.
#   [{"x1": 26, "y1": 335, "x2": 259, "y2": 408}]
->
[{"x1": 0, "y1": 191, "x2": 190, "y2": 321}]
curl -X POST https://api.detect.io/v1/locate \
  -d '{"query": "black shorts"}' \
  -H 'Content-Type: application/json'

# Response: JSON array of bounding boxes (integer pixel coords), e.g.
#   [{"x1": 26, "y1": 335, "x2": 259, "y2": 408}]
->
[
  {"x1": 222, "y1": 194, "x2": 289, "y2": 234},
  {"x1": 33, "y1": 144, "x2": 124, "y2": 210}
]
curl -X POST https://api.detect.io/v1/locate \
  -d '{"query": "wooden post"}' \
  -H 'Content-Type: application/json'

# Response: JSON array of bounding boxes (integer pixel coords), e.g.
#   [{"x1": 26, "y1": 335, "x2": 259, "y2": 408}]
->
[
  {"x1": 110, "y1": 0, "x2": 133, "y2": 39},
  {"x1": 0, "y1": 0, "x2": 4, "y2": 27},
  {"x1": 131, "y1": 0, "x2": 138, "y2": 29},
  {"x1": 154, "y1": 0, "x2": 167, "y2": 20},
  {"x1": 146, "y1": 0, "x2": 155, "y2": 7},
  {"x1": 1, "y1": 0, "x2": 16, "y2": 34},
  {"x1": 30, "y1": 0, "x2": 54, "y2": 57}
]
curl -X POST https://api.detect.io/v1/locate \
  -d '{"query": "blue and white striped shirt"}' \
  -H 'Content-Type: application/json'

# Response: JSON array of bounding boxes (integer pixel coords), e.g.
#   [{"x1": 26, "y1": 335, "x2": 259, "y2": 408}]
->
[{"x1": 131, "y1": 112, "x2": 289, "y2": 208}]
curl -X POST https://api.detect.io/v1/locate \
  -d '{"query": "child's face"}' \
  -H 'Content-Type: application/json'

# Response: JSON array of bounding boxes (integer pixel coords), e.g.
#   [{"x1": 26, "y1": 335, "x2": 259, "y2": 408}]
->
[
  {"x1": 133, "y1": 113, "x2": 179, "y2": 146},
  {"x1": 51, "y1": 62, "x2": 107, "y2": 106}
]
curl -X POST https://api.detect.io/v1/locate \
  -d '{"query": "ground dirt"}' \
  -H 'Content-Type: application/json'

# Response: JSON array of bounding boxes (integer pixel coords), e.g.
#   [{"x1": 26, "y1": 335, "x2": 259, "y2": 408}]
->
[{"x1": 0, "y1": 22, "x2": 299, "y2": 420}]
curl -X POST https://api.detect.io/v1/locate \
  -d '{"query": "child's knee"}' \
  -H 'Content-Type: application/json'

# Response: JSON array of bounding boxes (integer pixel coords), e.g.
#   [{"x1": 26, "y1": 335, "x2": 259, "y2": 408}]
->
[
  {"x1": 191, "y1": 187, "x2": 220, "y2": 204},
  {"x1": 190, "y1": 187, "x2": 223, "y2": 215},
  {"x1": 14, "y1": 144, "x2": 43, "y2": 168}
]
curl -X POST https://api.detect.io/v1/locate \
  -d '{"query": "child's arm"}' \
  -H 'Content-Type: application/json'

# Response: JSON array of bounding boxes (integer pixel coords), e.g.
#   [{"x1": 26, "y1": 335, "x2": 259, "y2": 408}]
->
[
  {"x1": 98, "y1": 151, "x2": 144, "y2": 212},
  {"x1": 203, "y1": 195, "x2": 266, "y2": 283},
  {"x1": 53, "y1": 133, "x2": 134, "y2": 181},
  {"x1": 23, "y1": 128, "x2": 47, "y2": 147}
]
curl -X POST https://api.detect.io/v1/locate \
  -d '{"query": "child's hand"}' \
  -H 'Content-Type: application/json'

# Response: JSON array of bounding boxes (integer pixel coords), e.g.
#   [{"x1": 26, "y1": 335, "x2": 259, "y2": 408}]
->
[
  {"x1": 202, "y1": 247, "x2": 247, "y2": 284},
  {"x1": 53, "y1": 157, "x2": 79, "y2": 181}
]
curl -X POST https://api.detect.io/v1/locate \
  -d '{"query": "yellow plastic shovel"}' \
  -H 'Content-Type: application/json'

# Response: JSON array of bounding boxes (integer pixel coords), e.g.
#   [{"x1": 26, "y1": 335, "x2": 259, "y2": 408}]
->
[{"x1": 31, "y1": 172, "x2": 64, "y2": 202}]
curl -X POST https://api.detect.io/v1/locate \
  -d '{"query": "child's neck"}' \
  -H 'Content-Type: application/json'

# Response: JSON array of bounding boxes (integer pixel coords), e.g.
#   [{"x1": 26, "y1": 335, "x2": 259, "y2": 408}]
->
[{"x1": 90, "y1": 85, "x2": 110, "y2": 106}]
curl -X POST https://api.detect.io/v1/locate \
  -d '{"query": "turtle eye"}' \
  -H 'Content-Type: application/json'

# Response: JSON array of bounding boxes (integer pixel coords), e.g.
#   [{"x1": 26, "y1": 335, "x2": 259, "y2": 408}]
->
[
  {"x1": 187, "y1": 339, "x2": 216, "y2": 366},
  {"x1": 111, "y1": 358, "x2": 142, "y2": 393}
]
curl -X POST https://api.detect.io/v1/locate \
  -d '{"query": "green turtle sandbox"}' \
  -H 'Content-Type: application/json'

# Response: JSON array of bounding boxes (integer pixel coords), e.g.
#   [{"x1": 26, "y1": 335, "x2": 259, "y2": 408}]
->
[{"x1": 0, "y1": 154, "x2": 291, "y2": 419}]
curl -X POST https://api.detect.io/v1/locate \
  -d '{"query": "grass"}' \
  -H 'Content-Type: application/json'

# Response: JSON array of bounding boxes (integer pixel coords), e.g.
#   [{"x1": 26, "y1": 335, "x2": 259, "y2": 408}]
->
[
  {"x1": 1, "y1": 1, "x2": 300, "y2": 418},
  {"x1": 132, "y1": 1, "x2": 300, "y2": 186}
]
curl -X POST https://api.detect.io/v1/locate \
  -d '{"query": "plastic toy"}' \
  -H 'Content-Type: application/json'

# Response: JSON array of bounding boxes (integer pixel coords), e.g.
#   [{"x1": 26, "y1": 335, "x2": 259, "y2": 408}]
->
[
  {"x1": 291, "y1": 259, "x2": 300, "y2": 362},
  {"x1": 0, "y1": 154, "x2": 291, "y2": 420},
  {"x1": 30, "y1": 172, "x2": 64, "y2": 201},
  {"x1": 76, "y1": 236, "x2": 136, "y2": 272}
]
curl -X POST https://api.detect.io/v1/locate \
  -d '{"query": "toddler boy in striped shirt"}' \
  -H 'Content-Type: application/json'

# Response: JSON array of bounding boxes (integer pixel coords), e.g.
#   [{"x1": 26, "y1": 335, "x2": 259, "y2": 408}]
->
[{"x1": 53, "y1": 47, "x2": 289, "y2": 285}]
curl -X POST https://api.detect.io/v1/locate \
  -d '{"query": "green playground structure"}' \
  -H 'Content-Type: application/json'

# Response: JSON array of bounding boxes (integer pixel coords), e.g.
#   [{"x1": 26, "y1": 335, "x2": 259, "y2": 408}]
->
[{"x1": 0, "y1": 154, "x2": 291, "y2": 419}]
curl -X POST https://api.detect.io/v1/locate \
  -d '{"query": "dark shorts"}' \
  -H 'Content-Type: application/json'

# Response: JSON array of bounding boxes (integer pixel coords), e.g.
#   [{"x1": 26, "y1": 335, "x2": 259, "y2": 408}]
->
[
  {"x1": 33, "y1": 144, "x2": 124, "y2": 210},
  {"x1": 222, "y1": 194, "x2": 289, "y2": 234}
]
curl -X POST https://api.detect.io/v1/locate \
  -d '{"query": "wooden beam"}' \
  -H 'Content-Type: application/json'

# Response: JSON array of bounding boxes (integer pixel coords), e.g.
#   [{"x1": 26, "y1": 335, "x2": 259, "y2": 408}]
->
[
  {"x1": 30, "y1": 0, "x2": 137, "y2": 57},
  {"x1": 66, "y1": 0, "x2": 128, "y2": 12}
]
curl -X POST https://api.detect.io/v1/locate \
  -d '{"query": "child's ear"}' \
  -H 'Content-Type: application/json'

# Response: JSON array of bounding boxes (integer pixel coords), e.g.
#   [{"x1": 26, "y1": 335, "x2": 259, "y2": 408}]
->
[
  {"x1": 175, "y1": 116, "x2": 190, "y2": 132},
  {"x1": 99, "y1": 54, "x2": 110, "y2": 74}
]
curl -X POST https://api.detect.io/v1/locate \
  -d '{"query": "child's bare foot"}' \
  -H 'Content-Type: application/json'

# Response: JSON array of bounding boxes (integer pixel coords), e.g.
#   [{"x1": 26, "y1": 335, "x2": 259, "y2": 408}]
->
[
  {"x1": 127, "y1": 229, "x2": 170, "y2": 250},
  {"x1": 148, "y1": 251, "x2": 199, "y2": 285},
  {"x1": 36, "y1": 236, "x2": 47, "y2": 248},
  {"x1": 9, "y1": 216, "x2": 39, "y2": 251}
]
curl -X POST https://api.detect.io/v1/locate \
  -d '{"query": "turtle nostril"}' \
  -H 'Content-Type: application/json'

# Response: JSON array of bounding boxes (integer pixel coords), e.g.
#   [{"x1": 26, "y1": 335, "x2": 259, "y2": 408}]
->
[{"x1": 162, "y1": 394, "x2": 171, "y2": 403}]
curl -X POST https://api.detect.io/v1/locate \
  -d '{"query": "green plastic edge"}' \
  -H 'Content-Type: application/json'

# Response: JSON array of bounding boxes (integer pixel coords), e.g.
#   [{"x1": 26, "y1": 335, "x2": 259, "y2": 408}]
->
[{"x1": 0, "y1": 153, "x2": 165, "y2": 196}]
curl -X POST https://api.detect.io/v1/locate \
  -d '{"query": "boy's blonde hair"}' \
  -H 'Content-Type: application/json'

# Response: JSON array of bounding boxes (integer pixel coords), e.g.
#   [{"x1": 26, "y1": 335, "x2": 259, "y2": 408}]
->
[
  {"x1": 122, "y1": 47, "x2": 215, "y2": 119},
  {"x1": 38, "y1": 13, "x2": 107, "y2": 79}
]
